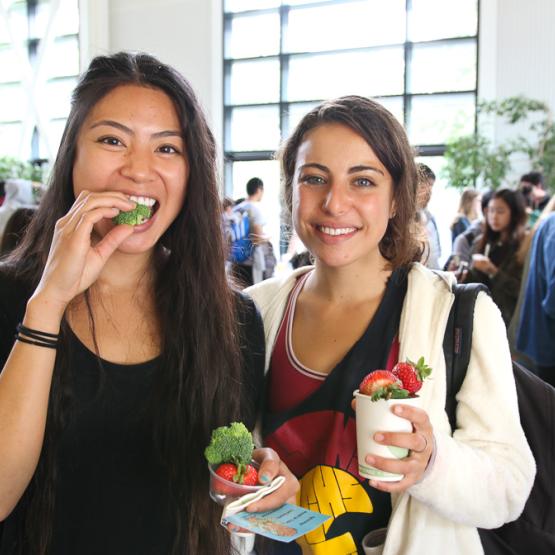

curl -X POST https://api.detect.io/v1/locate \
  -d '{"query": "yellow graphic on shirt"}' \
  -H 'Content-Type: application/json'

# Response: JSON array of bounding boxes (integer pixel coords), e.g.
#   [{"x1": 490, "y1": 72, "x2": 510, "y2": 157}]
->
[{"x1": 296, "y1": 465, "x2": 373, "y2": 554}]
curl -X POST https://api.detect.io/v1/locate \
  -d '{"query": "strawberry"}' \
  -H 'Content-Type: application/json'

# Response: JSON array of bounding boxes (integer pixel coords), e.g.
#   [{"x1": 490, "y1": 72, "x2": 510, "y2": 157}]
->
[
  {"x1": 215, "y1": 463, "x2": 239, "y2": 483},
  {"x1": 213, "y1": 463, "x2": 259, "y2": 496},
  {"x1": 392, "y1": 357, "x2": 432, "y2": 395},
  {"x1": 359, "y1": 370, "x2": 408, "y2": 401},
  {"x1": 242, "y1": 464, "x2": 259, "y2": 486}
]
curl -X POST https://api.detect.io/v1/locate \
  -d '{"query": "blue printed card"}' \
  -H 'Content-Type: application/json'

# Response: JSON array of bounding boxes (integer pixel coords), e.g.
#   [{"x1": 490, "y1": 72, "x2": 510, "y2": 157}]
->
[{"x1": 222, "y1": 503, "x2": 330, "y2": 542}]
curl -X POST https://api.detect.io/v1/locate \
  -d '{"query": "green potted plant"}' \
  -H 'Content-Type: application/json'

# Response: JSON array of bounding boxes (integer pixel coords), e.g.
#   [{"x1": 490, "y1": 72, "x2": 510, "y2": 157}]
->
[{"x1": 443, "y1": 96, "x2": 555, "y2": 192}]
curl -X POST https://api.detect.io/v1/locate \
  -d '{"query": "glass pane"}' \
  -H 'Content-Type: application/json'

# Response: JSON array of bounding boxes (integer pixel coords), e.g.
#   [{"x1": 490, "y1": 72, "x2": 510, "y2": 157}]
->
[
  {"x1": 285, "y1": 102, "x2": 320, "y2": 137},
  {"x1": 0, "y1": 2, "x2": 28, "y2": 43},
  {"x1": 408, "y1": 93, "x2": 475, "y2": 145},
  {"x1": 374, "y1": 96, "x2": 404, "y2": 126},
  {"x1": 32, "y1": 0, "x2": 53, "y2": 39},
  {"x1": 54, "y1": 0, "x2": 80, "y2": 36},
  {"x1": 228, "y1": 58, "x2": 280, "y2": 105},
  {"x1": 225, "y1": 12, "x2": 280, "y2": 58},
  {"x1": 408, "y1": 0, "x2": 478, "y2": 42},
  {"x1": 42, "y1": 35, "x2": 79, "y2": 79},
  {"x1": 0, "y1": 122, "x2": 25, "y2": 158},
  {"x1": 0, "y1": 45, "x2": 24, "y2": 83},
  {"x1": 224, "y1": 0, "x2": 280, "y2": 13},
  {"x1": 0, "y1": 83, "x2": 27, "y2": 121},
  {"x1": 229, "y1": 106, "x2": 280, "y2": 151},
  {"x1": 287, "y1": 48, "x2": 404, "y2": 102},
  {"x1": 39, "y1": 118, "x2": 66, "y2": 159},
  {"x1": 32, "y1": 0, "x2": 79, "y2": 39},
  {"x1": 40, "y1": 77, "x2": 76, "y2": 119},
  {"x1": 285, "y1": 0, "x2": 405, "y2": 53},
  {"x1": 229, "y1": 159, "x2": 281, "y2": 256},
  {"x1": 408, "y1": 40, "x2": 476, "y2": 94}
]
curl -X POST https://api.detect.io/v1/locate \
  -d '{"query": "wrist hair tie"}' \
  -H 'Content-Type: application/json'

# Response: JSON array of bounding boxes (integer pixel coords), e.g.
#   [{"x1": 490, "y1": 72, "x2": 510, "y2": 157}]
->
[{"x1": 15, "y1": 323, "x2": 60, "y2": 350}]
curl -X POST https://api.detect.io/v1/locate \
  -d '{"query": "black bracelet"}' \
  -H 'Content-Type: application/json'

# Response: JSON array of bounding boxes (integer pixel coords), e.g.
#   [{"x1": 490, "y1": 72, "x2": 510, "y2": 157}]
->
[
  {"x1": 15, "y1": 323, "x2": 60, "y2": 350},
  {"x1": 17, "y1": 323, "x2": 60, "y2": 340},
  {"x1": 15, "y1": 334, "x2": 58, "y2": 350}
]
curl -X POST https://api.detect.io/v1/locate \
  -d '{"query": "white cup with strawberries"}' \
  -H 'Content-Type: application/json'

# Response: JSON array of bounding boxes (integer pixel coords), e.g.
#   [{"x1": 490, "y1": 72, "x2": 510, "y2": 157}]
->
[{"x1": 354, "y1": 357, "x2": 431, "y2": 482}]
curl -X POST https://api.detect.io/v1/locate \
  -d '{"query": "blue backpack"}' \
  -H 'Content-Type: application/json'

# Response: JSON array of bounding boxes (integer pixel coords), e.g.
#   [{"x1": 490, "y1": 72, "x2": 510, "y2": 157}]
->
[{"x1": 227, "y1": 206, "x2": 253, "y2": 264}]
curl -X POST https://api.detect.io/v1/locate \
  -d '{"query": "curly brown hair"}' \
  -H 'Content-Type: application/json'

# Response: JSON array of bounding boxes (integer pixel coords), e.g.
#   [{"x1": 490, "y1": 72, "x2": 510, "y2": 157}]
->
[{"x1": 278, "y1": 95, "x2": 422, "y2": 269}]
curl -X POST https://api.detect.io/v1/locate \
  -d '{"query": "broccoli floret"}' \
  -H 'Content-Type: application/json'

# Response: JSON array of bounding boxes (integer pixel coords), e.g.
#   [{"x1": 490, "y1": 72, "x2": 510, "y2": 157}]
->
[
  {"x1": 113, "y1": 203, "x2": 152, "y2": 226},
  {"x1": 204, "y1": 422, "x2": 254, "y2": 467}
]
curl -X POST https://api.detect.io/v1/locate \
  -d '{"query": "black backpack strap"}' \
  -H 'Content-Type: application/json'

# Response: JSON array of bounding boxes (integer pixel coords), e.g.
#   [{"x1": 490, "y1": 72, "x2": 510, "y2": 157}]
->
[{"x1": 444, "y1": 283, "x2": 490, "y2": 430}]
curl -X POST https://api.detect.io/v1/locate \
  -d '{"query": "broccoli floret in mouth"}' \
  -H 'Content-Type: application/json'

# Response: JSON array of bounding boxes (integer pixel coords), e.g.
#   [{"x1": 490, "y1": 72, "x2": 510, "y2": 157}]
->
[{"x1": 113, "y1": 203, "x2": 152, "y2": 226}]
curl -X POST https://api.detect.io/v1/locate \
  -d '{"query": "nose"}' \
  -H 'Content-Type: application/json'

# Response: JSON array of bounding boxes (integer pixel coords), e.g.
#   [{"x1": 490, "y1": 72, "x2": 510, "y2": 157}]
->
[
  {"x1": 120, "y1": 145, "x2": 155, "y2": 183},
  {"x1": 321, "y1": 182, "x2": 350, "y2": 215}
]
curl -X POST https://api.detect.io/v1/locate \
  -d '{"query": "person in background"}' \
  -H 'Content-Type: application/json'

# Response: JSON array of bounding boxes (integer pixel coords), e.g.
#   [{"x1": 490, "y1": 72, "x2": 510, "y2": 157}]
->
[
  {"x1": 519, "y1": 171, "x2": 551, "y2": 227},
  {"x1": 446, "y1": 189, "x2": 493, "y2": 270},
  {"x1": 232, "y1": 177, "x2": 276, "y2": 287},
  {"x1": 514, "y1": 208, "x2": 555, "y2": 387},
  {"x1": 246, "y1": 96, "x2": 534, "y2": 555},
  {"x1": 0, "y1": 51, "x2": 296, "y2": 555},
  {"x1": 450, "y1": 188, "x2": 481, "y2": 245},
  {"x1": 508, "y1": 196, "x2": 555, "y2": 364},
  {"x1": 416, "y1": 163, "x2": 441, "y2": 269},
  {"x1": 461, "y1": 188, "x2": 527, "y2": 327}
]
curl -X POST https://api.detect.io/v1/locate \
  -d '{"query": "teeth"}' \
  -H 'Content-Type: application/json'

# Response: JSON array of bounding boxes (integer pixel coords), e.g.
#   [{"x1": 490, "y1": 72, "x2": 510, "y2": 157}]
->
[
  {"x1": 319, "y1": 226, "x2": 356, "y2": 236},
  {"x1": 129, "y1": 194, "x2": 156, "y2": 207}
]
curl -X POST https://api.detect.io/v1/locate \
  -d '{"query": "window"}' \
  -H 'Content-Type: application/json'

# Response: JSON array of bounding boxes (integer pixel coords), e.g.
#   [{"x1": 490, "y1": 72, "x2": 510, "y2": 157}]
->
[
  {"x1": 223, "y1": 0, "x2": 479, "y2": 254},
  {"x1": 0, "y1": 0, "x2": 80, "y2": 162}
]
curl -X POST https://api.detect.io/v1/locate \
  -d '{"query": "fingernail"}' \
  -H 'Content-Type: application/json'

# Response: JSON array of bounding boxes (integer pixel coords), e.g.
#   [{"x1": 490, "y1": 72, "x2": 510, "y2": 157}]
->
[
  {"x1": 394, "y1": 405, "x2": 403, "y2": 414},
  {"x1": 374, "y1": 433, "x2": 384, "y2": 442},
  {"x1": 260, "y1": 473, "x2": 270, "y2": 483},
  {"x1": 365, "y1": 455, "x2": 375, "y2": 465}
]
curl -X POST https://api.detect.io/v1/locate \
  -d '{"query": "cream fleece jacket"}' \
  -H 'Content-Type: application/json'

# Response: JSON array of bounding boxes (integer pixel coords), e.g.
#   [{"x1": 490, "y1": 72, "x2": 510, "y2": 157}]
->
[{"x1": 247, "y1": 263, "x2": 536, "y2": 555}]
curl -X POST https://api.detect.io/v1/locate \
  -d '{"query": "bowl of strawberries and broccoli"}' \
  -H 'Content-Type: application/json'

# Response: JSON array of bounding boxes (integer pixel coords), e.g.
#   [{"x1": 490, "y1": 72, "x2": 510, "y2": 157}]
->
[{"x1": 205, "y1": 422, "x2": 262, "y2": 503}]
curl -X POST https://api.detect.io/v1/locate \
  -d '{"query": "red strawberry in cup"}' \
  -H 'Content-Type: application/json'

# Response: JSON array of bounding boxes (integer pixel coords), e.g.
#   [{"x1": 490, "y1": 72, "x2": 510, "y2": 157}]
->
[
  {"x1": 392, "y1": 357, "x2": 432, "y2": 395},
  {"x1": 359, "y1": 370, "x2": 408, "y2": 401}
]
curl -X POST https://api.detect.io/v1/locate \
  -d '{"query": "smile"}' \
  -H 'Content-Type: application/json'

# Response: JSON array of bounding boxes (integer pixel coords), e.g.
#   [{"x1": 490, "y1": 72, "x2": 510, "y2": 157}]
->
[{"x1": 317, "y1": 225, "x2": 358, "y2": 236}]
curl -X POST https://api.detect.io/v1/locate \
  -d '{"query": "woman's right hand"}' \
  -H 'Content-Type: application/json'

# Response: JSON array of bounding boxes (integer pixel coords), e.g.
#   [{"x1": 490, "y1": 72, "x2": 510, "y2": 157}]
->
[{"x1": 32, "y1": 190, "x2": 136, "y2": 313}]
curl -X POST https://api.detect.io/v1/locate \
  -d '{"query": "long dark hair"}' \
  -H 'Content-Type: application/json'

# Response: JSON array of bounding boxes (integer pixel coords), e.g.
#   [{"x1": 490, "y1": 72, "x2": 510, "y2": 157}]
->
[
  {"x1": 279, "y1": 95, "x2": 422, "y2": 269},
  {"x1": 4, "y1": 52, "x2": 243, "y2": 554},
  {"x1": 477, "y1": 188, "x2": 527, "y2": 253}
]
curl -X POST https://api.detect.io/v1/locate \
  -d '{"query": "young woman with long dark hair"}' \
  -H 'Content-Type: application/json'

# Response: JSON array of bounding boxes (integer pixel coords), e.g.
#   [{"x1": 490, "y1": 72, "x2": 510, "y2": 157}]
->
[
  {"x1": 463, "y1": 188, "x2": 528, "y2": 327},
  {"x1": 0, "y1": 52, "x2": 296, "y2": 555},
  {"x1": 247, "y1": 97, "x2": 534, "y2": 554}
]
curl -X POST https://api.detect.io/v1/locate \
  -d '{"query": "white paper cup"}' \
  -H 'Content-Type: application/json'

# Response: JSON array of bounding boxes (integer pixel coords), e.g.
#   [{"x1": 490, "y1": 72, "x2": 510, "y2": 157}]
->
[{"x1": 354, "y1": 391, "x2": 421, "y2": 482}]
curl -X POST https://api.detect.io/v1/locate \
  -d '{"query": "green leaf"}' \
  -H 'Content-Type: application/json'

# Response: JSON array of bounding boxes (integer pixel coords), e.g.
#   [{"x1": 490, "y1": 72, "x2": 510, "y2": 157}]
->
[{"x1": 390, "y1": 388, "x2": 410, "y2": 399}]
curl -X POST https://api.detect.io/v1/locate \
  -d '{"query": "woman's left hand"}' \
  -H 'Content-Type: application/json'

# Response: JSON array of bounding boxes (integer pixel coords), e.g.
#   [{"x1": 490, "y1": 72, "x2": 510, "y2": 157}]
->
[
  {"x1": 364, "y1": 404, "x2": 435, "y2": 493},
  {"x1": 246, "y1": 447, "x2": 299, "y2": 512}
]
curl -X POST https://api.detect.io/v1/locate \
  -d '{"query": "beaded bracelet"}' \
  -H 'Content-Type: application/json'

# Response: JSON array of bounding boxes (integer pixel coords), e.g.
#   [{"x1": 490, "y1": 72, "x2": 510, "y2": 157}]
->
[{"x1": 15, "y1": 323, "x2": 60, "y2": 350}]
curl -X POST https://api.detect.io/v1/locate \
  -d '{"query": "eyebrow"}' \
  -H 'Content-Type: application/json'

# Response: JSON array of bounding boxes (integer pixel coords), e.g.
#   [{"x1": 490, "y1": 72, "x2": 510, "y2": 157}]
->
[
  {"x1": 298, "y1": 163, "x2": 384, "y2": 176},
  {"x1": 89, "y1": 119, "x2": 182, "y2": 139}
]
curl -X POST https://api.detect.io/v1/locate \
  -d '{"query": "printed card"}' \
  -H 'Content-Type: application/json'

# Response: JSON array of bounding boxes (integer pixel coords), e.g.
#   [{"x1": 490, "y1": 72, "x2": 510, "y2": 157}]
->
[{"x1": 222, "y1": 503, "x2": 330, "y2": 542}]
